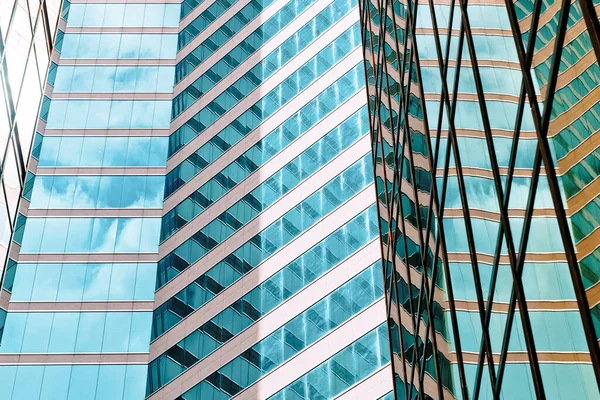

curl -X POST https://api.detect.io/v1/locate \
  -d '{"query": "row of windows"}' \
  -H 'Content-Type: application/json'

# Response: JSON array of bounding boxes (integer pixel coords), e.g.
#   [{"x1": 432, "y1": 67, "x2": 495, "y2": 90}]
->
[
  {"x1": 58, "y1": 33, "x2": 177, "y2": 59},
  {"x1": 432, "y1": 136, "x2": 540, "y2": 171},
  {"x1": 0, "y1": 364, "x2": 147, "y2": 400},
  {"x1": 35, "y1": 136, "x2": 168, "y2": 167},
  {"x1": 455, "y1": 310, "x2": 588, "y2": 353},
  {"x1": 551, "y1": 77, "x2": 600, "y2": 161},
  {"x1": 52, "y1": 65, "x2": 176, "y2": 93},
  {"x1": 267, "y1": 323, "x2": 390, "y2": 400},
  {"x1": 417, "y1": 34, "x2": 518, "y2": 63},
  {"x1": 421, "y1": 66, "x2": 541, "y2": 97},
  {"x1": 425, "y1": 100, "x2": 536, "y2": 132},
  {"x1": 153, "y1": 205, "x2": 379, "y2": 340},
  {"x1": 45, "y1": 100, "x2": 171, "y2": 129},
  {"x1": 443, "y1": 217, "x2": 565, "y2": 255},
  {"x1": 156, "y1": 264, "x2": 385, "y2": 397},
  {"x1": 175, "y1": 0, "x2": 306, "y2": 83},
  {"x1": 457, "y1": 363, "x2": 599, "y2": 399},
  {"x1": 162, "y1": 106, "x2": 369, "y2": 243},
  {"x1": 0, "y1": 311, "x2": 151, "y2": 354},
  {"x1": 178, "y1": 0, "x2": 237, "y2": 50},
  {"x1": 166, "y1": 53, "x2": 366, "y2": 200},
  {"x1": 571, "y1": 196, "x2": 600, "y2": 243},
  {"x1": 180, "y1": 0, "x2": 202, "y2": 20},
  {"x1": 562, "y1": 147, "x2": 600, "y2": 199},
  {"x1": 65, "y1": 3, "x2": 180, "y2": 27},
  {"x1": 169, "y1": 29, "x2": 363, "y2": 156},
  {"x1": 20, "y1": 217, "x2": 161, "y2": 254},
  {"x1": 439, "y1": 175, "x2": 555, "y2": 212},
  {"x1": 173, "y1": 0, "x2": 356, "y2": 117},
  {"x1": 416, "y1": 4, "x2": 511, "y2": 30},
  {"x1": 449, "y1": 262, "x2": 576, "y2": 302},
  {"x1": 157, "y1": 154, "x2": 373, "y2": 288},
  {"x1": 7, "y1": 262, "x2": 157, "y2": 302},
  {"x1": 549, "y1": 57, "x2": 600, "y2": 120},
  {"x1": 29, "y1": 175, "x2": 164, "y2": 209}
]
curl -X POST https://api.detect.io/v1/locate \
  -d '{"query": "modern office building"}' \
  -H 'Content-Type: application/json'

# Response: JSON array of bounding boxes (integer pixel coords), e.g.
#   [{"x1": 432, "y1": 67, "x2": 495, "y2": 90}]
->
[
  {"x1": 0, "y1": 0, "x2": 395, "y2": 399},
  {"x1": 0, "y1": 0, "x2": 62, "y2": 280},
  {"x1": 3, "y1": 0, "x2": 600, "y2": 397},
  {"x1": 360, "y1": 0, "x2": 600, "y2": 397}
]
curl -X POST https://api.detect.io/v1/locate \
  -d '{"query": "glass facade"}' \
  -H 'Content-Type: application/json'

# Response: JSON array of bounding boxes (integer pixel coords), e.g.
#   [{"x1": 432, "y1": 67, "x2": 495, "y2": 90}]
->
[
  {"x1": 0, "y1": 0, "x2": 394, "y2": 399},
  {"x1": 0, "y1": 0, "x2": 176, "y2": 397},
  {"x1": 0, "y1": 0, "x2": 61, "y2": 279},
  {"x1": 360, "y1": 0, "x2": 600, "y2": 397},
  {"x1": 145, "y1": 0, "x2": 393, "y2": 396}
]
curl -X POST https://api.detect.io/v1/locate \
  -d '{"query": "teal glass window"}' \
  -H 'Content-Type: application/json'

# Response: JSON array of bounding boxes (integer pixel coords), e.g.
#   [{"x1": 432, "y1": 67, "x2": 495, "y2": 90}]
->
[
  {"x1": 162, "y1": 106, "x2": 369, "y2": 240},
  {"x1": 53, "y1": 66, "x2": 175, "y2": 93},
  {"x1": 0, "y1": 364, "x2": 147, "y2": 400},
  {"x1": 59, "y1": 34, "x2": 177, "y2": 59},
  {"x1": 8, "y1": 263, "x2": 156, "y2": 301},
  {"x1": 36, "y1": 136, "x2": 167, "y2": 167},
  {"x1": 449, "y1": 262, "x2": 576, "y2": 302},
  {"x1": 148, "y1": 263, "x2": 384, "y2": 395},
  {"x1": 176, "y1": 0, "x2": 311, "y2": 83},
  {"x1": 173, "y1": 0, "x2": 356, "y2": 117},
  {"x1": 166, "y1": 58, "x2": 366, "y2": 201},
  {"x1": 455, "y1": 311, "x2": 588, "y2": 353},
  {"x1": 29, "y1": 175, "x2": 164, "y2": 209},
  {"x1": 169, "y1": 26, "x2": 363, "y2": 156},
  {"x1": 66, "y1": 3, "x2": 180, "y2": 27},
  {"x1": 20, "y1": 217, "x2": 161, "y2": 253},
  {"x1": 45, "y1": 100, "x2": 172, "y2": 129},
  {"x1": 0, "y1": 311, "x2": 151, "y2": 353},
  {"x1": 157, "y1": 154, "x2": 373, "y2": 288},
  {"x1": 268, "y1": 323, "x2": 390, "y2": 400},
  {"x1": 153, "y1": 205, "x2": 379, "y2": 339},
  {"x1": 458, "y1": 363, "x2": 599, "y2": 399}
]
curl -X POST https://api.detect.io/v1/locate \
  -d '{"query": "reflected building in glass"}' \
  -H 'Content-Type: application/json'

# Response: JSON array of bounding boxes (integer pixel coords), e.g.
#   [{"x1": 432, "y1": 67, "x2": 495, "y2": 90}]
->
[
  {"x1": 0, "y1": 0, "x2": 395, "y2": 399},
  {"x1": 360, "y1": 0, "x2": 600, "y2": 397}
]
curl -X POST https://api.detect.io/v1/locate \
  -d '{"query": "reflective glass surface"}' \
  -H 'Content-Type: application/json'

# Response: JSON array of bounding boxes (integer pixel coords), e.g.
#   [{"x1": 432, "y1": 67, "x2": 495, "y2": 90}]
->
[
  {"x1": 59, "y1": 34, "x2": 177, "y2": 59},
  {"x1": 163, "y1": 104, "x2": 369, "y2": 241},
  {"x1": 20, "y1": 217, "x2": 161, "y2": 253},
  {"x1": 0, "y1": 311, "x2": 151, "y2": 353},
  {"x1": 53, "y1": 66, "x2": 176, "y2": 93},
  {"x1": 157, "y1": 153, "x2": 373, "y2": 287},
  {"x1": 45, "y1": 100, "x2": 172, "y2": 129},
  {"x1": 29, "y1": 175, "x2": 165, "y2": 209},
  {"x1": 151, "y1": 263, "x2": 384, "y2": 396},
  {"x1": 173, "y1": 0, "x2": 356, "y2": 117},
  {"x1": 268, "y1": 323, "x2": 390, "y2": 400},
  {"x1": 169, "y1": 25, "x2": 363, "y2": 156},
  {"x1": 35, "y1": 136, "x2": 168, "y2": 167},
  {"x1": 0, "y1": 0, "x2": 62, "y2": 267},
  {"x1": 176, "y1": 0, "x2": 299, "y2": 83},
  {"x1": 0, "y1": 364, "x2": 147, "y2": 400},
  {"x1": 361, "y1": 0, "x2": 600, "y2": 396},
  {"x1": 153, "y1": 205, "x2": 379, "y2": 338},
  {"x1": 8, "y1": 263, "x2": 157, "y2": 301},
  {"x1": 165, "y1": 58, "x2": 365, "y2": 202},
  {"x1": 66, "y1": 3, "x2": 180, "y2": 27}
]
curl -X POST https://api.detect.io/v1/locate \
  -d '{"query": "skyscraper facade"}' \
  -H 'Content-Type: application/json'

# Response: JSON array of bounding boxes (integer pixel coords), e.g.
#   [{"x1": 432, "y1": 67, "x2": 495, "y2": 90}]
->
[
  {"x1": 360, "y1": 0, "x2": 600, "y2": 397},
  {"x1": 0, "y1": 0, "x2": 395, "y2": 399},
  {"x1": 1, "y1": 0, "x2": 62, "y2": 279}
]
